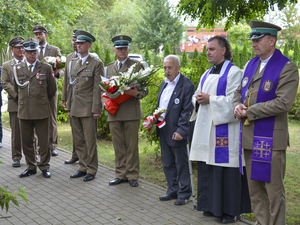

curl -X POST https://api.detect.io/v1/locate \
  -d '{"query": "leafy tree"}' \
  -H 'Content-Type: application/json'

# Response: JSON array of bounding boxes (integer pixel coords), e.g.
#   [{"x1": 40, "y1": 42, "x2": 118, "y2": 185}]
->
[
  {"x1": 104, "y1": 48, "x2": 112, "y2": 66},
  {"x1": 202, "y1": 45, "x2": 207, "y2": 58},
  {"x1": 240, "y1": 42, "x2": 248, "y2": 69},
  {"x1": 181, "y1": 50, "x2": 188, "y2": 67},
  {"x1": 283, "y1": 41, "x2": 289, "y2": 58},
  {"x1": 135, "y1": 0, "x2": 183, "y2": 54},
  {"x1": 232, "y1": 46, "x2": 240, "y2": 68},
  {"x1": 144, "y1": 45, "x2": 150, "y2": 64},
  {"x1": 163, "y1": 42, "x2": 171, "y2": 58},
  {"x1": 293, "y1": 38, "x2": 300, "y2": 66},
  {"x1": 172, "y1": 48, "x2": 177, "y2": 55},
  {"x1": 192, "y1": 48, "x2": 199, "y2": 63},
  {"x1": 277, "y1": 2, "x2": 300, "y2": 49},
  {"x1": 176, "y1": 0, "x2": 297, "y2": 29},
  {"x1": 227, "y1": 23, "x2": 252, "y2": 47}
]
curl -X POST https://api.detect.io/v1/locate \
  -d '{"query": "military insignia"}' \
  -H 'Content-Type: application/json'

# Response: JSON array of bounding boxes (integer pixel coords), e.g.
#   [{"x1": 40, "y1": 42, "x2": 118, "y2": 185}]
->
[
  {"x1": 11, "y1": 62, "x2": 14, "y2": 66},
  {"x1": 86, "y1": 61, "x2": 89, "y2": 65},
  {"x1": 174, "y1": 98, "x2": 180, "y2": 104},
  {"x1": 47, "y1": 45, "x2": 51, "y2": 50},
  {"x1": 17, "y1": 66, "x2": 21, "y2": 69},
  {"x1": 36, "y1": 72, "x2": 40, "y2": 79},
  {"x1": 263, "y1": 79, "x2": 273, "y2": 92},
  {"x1": 242, "y1": 77, "x2": 249, "y2": 87},
  {"x1": 120, "y1": 36, "x2": 123, "y2": 40},
  {"x1": 39, "y1": 81, "x2": 42, "y2": 85}
]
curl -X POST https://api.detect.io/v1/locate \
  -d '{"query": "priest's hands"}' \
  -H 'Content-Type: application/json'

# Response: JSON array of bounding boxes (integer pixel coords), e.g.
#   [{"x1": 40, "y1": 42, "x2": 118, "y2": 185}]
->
[
  {"x1": 234, "y1": 104, "x2": 247, "y2": 121},
  {"x1": 195, "y1": 91, "x2": 210, "y2": 105},
  {"x1": 172, "y1": 132, "x2": 183, "y2": 141}
]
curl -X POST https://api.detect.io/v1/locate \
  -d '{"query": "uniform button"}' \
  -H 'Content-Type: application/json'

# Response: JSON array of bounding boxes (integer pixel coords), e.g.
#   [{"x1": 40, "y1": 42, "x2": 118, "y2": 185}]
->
[
  {"x1": 29, "y1": 96, "x2": 32, "y2": 98},
  {"x1": 29, "y1": 90, "x2": 32, "y2": 92},
  {"x1": 30, "y1": 85, "x2": 32, "y2": 87},
  {"x1": 30, "y1": 78, "x2": 32, "y2": 81},
  {"x1": 252, "y1": 85, "x2": 254, "y2": 88}
]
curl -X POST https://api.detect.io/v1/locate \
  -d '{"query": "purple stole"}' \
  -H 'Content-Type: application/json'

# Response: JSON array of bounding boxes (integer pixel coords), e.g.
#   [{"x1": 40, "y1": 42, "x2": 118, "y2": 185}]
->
[
  {"x1": 201, "y1": 61, "x2": 233, "y2": 163},
  {"x1": 240, "y1": 49, "x2": 289, "y2": 182}
]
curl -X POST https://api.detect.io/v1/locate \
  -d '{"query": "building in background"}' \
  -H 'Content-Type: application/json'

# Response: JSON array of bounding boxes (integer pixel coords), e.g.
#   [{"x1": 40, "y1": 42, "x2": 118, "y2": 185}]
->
[{"x1": 179, "y1": 27, "x2": 227, "y2": 53}]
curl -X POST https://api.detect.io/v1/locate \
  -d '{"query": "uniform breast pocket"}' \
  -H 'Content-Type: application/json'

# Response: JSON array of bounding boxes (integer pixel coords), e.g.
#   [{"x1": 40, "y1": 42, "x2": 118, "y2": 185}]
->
[
  {"x1": 80, "y1": 72, "x2": 93, "y2": 87},
  {"x1": 17, "y1": 76, "x2": 27, "y2": 84},
  {"x1": 38, "y1": 76, "x2": 47, "y2": 88}
]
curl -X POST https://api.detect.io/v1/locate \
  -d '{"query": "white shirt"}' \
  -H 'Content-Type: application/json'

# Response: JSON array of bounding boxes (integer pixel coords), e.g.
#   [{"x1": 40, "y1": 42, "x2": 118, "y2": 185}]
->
[
  {"x1": 259, "y1": 54, "x2": 272, "y2": 72},
  {"x1": 26, "y1": 60, "x2": 37, "y2": 72},
  {"x1": 159, "y1": 73, "x2": 181, "y2": 118},
  {"x1": 14, "y1": 58, "x2": 24, "y2": 64}
]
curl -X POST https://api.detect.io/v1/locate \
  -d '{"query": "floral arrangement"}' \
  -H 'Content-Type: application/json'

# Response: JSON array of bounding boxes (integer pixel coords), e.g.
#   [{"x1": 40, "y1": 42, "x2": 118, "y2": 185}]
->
[
  {"x1": 143, "y1": 108, "x2": 167, "y2": 133},
  {"x1": 43, "y1": 56, "x2": 66, "y2": 70},
  {"x1": 100, "y1": 63, "x2": 160, "y2": 114}
]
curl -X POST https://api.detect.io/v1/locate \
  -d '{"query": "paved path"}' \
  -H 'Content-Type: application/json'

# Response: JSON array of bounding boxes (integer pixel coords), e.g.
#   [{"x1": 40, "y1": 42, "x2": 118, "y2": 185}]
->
[{"x1": 0, "y1": 128, "x2": 254, "y2": 225}]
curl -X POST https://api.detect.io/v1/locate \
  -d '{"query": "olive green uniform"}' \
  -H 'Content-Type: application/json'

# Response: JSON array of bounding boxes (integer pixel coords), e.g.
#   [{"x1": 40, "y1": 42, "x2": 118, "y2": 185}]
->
[
  {"x1": 105, "y1": 58, "x2": 147, "y2": 180},
  {"x1": 14, "y1": 61, "x2": 57, "y2": 171},
  {"x1": 67, "y1": 55, "x2": 103, "y2": 175},
  {"x1": 1, "y1": 59, "x2": 22, "y2": 161}
]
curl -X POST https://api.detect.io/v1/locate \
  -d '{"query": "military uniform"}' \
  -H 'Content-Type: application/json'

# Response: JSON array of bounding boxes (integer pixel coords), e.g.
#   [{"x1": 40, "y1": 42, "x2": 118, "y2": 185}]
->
[
  {"x1": 14, "y1": 60, "x2": 57, "y2": 172},
  {"x1": 106, "y1": 57, "x2": 147, "y2": 182},
  {"x1": 33, "y1": 25, "x2": 63, "y2": 155},
  {"x1": 67, "y1": 30, "x2": 103, "y2": 179},
  {"x1": 1, "y1": 58, "x2": 23, "y2": 162},
  {"x1": 232, "y1": 21, "x2": 299, "y2": 225},
  {"x1": 62, "y1": 51, "x2": 79, "y2": 160}
]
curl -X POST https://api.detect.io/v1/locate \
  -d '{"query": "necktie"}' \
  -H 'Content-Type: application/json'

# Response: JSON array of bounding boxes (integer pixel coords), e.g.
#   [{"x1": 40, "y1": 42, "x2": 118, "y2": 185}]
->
[
  {"x1": 29, "y1": 65, "x2": 33, "y2": 76},
  {"x1": 78, "y1": 58, "x2": 82, "y2": 68},
  {"x1": 39, "y1": 46, "x2": 44, "y2": 60},
  {"x1": 119, "y1": 62, "x2": 123, "y2": 71}
]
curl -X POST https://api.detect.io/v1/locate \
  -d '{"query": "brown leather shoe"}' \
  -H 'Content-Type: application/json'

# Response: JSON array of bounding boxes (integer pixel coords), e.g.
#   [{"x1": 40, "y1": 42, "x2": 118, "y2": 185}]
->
[
  {"x1": 51, "y1": 149, "x2": 58, "y2": 156},
  {"x1": 65, "y1": 158, "x2": 79, "y2": 164}
]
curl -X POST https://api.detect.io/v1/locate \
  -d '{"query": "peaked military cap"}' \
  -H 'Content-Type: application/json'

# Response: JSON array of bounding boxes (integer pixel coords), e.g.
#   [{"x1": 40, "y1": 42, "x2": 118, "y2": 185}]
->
[
  {"x1": 248, "y1": 21, "x2": 281, "y2": 40},
  {"x1": 32, "y1": 25, "x2": 48, "y2": 34},
  {"x1": 75, "y1": 30, "x2": 96, "y2": 43},
  {"x1": 23, "y1": 38, "x2": 39, "y2": 51},
  {"x1": 9, "y1": 36, "x2": 24, "y2": 47},
  {"x1": 72, "y1": 29, "x2": 78, "y2": 38},
  {"x1": 111, "y1": 35, "x2": 132, "y2": 48}
]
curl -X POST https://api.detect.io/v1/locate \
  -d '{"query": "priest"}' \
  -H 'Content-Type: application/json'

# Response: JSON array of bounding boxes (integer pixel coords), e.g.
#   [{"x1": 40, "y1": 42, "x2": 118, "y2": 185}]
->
[{"x1": 189, "y1": 36, "x2": 251, "y2": 224}]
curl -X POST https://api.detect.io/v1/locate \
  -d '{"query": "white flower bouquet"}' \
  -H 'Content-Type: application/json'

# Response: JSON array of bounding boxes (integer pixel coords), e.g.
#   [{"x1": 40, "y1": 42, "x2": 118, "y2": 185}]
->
[{"x1": 43, "y1": 56, "x2": 66, "y2": 70}]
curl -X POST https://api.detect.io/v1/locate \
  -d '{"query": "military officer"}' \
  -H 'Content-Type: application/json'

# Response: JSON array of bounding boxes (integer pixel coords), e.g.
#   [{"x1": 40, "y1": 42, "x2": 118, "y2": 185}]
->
[
  {"x1": 106, "y1": 35, "x2": 147, "y2": 187},
  {"x1": 33, "y1": 25, "x2": 63, "y2": 157},
  {"x1": 61, "y1": 29, "x2": 79, "y2": 164},
  {"x1": 14, "y1": 38, "x2": 57, "y2": 178},
  {"x1": 68, "y1": 30, "x2": 103, "y2": 182},
  {"x1": 1, "y1": 36, "x2": 25, "y2": 167},
  {"x1": 233, "y1": 21, "x2": 299, "y2": 225}
]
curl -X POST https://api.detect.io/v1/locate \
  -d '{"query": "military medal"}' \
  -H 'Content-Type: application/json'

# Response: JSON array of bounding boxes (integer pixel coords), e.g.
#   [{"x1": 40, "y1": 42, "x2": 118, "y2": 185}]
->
[
  {"x1": 39, "y1": 81, "x2": 42, "y2": 85},
  {"x1": 36, "y1": 72, "x2": 40, "y2": 79}
]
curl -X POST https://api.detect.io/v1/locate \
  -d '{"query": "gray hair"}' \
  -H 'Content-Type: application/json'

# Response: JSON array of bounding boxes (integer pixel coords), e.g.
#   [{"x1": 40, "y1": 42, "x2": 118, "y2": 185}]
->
[{"x1": 164, "y1": 55, "x2": 180, "y2": 66}]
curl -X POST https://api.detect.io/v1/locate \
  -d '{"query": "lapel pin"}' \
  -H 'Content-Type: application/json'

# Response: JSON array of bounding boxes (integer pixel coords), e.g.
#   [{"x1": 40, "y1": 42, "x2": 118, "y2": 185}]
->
[{"x1": 174, "y1": 98, "x2": 180, "y2": 104}]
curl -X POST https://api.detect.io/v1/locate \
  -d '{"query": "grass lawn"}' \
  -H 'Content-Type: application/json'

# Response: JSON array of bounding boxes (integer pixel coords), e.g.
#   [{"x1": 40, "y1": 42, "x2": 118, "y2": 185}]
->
[{"x1": 2, "y1": 112, "x2": 300, "y2": 224}]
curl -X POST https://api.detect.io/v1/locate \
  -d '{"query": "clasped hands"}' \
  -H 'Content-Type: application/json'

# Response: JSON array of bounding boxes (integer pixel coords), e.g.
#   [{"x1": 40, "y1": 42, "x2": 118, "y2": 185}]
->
[
  {"x1": 234, "y1": 104, "x2": 247, "y2": 121},
  {"x1": 195, "y1": 91, "x2": 210, "y2": 105}
]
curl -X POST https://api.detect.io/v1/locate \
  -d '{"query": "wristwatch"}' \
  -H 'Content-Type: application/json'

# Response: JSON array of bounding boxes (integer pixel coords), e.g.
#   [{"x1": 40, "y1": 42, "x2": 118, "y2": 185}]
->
[{"x1": 136, "y1": 92, "x2": 141, "y2": 99}]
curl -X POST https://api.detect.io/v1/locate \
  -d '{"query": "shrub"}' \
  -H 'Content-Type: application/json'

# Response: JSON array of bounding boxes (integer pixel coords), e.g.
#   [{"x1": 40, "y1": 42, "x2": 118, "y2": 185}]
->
[{"x1": 289, "y1": 88, "x2": 300, "y2": 119}]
